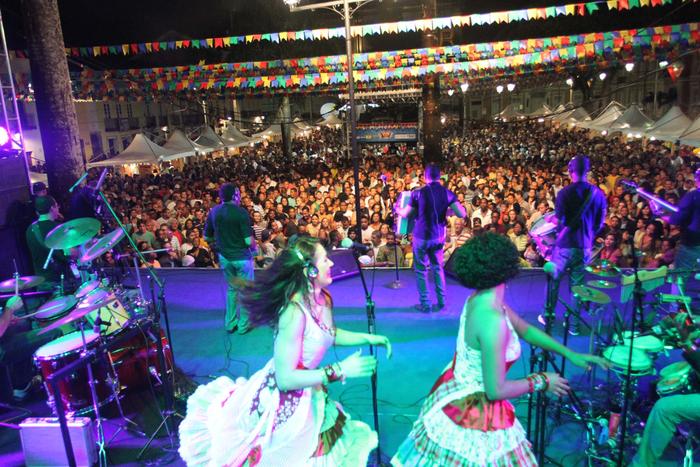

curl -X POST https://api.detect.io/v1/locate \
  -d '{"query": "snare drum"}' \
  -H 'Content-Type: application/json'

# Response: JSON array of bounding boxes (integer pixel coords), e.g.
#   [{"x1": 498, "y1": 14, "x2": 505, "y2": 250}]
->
[
  {"x1": 603, "y1": 345, "x2": 653, "y2": 376},
  {"x1": 34, "y1": 295, "x2": 77, "y2": 323},
  {"x1": 81, "y1": 288, "x2": 131, "y2": 336},
  {"x1": 657, "y1": 375, "x2": 694, "y2": 397},
  {"x1": 622, "y1": 332, "x2": 665, "y2": 356},
  {"x1": 659, "y1": 361, "x2": 691, "y2": 380},
  {"x1": 33, "y1": 331, "x2": 116, "y2": 415}
]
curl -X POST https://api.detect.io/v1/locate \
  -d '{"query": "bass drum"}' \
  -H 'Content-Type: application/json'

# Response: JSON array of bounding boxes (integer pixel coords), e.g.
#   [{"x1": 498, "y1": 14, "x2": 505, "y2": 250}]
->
[{"x1": 109, "y1": 327, "x2": 172, "y2": 392}]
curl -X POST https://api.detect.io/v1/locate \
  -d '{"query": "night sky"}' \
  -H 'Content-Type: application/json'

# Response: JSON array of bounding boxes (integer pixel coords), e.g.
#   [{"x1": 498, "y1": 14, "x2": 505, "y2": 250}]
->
[{"x1": 1, "y1": 0, "x2": 698, "y2": 71}]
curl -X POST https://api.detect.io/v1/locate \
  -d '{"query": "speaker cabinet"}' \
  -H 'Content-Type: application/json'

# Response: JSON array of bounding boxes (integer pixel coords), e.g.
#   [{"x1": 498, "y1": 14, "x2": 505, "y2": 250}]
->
[{"x1": 329, "y1": 248, "x2": 360, "y2": 281}]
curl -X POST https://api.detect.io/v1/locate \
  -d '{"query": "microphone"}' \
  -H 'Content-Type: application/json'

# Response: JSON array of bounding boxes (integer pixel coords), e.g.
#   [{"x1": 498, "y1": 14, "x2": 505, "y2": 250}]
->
[
  {"x1": 69, "y1": 172, "x2": 89, "y2": 193},
  {"x1": 340, "y1": 237, "x2": 371, "y2": 255}
]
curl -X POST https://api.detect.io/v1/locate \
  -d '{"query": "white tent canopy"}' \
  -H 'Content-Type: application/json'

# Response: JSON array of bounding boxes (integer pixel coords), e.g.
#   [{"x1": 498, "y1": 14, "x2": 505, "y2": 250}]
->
[
  {"x1": 528, "y1": 104, "x2": 552, "y2": 117},
  {"x1": 553, "y1": 106, "x2": 590, "y2": 124},
  {"x1": 87, "y1": 133, "x2": 175, "y2": 167},
  {"x1": 580, "y1": 101, "x2": 626, "y2": 132},
  {"x1": 221, "y1": 122, "x2": 262, "y2": 147},
  {"x1": 194, "y1": 126, "x2": 225, "y2": 151},
  {"x1": 495, "y1": 104, "x2": 524, "y2": 121},
  {"x1": 293, "y1": 118, "x2": 314, "y2": 132},
  {"x1": 252, "y1": 124, "x2": 302, "y2": 140},
  {"x1": 644, "y1": 106, "x2": 693, "y2": 142},
  {"x1": 318, "y1": 112, "x2": 344, "y2": 126},
  {"x1": 161, "y1": 129, "x2": 208, "y2": 160},
  {"x1": 679, "y1": 116, "x2": 700, "y2": 148},
  {"x1": 606, "y1": 104, "x2": 653, "y2": 134}
]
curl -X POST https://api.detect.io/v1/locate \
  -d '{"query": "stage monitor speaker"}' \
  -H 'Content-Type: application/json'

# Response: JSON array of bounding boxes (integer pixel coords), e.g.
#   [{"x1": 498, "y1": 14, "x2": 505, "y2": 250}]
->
[
  {"x1": 19, "y1": 417, "x2": 96, "y2": 467},
  {"x1": 329, "y1": 248, "x2": 360, "y2": 281},
  {"x1": 0, "y1": 155, "x2": 33, "y2": 278},
  {"x1": 0, "y1": 154, "x2": 31, "y2": 228}
]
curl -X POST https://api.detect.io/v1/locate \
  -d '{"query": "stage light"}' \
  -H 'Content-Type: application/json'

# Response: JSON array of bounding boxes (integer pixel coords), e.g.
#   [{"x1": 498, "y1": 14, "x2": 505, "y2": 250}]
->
[
  {"x1": 625, "y1": 63, "x2": 635, "y2": 72},
  {"x1": 506, "y1": 83, "x2": 515, "y2": 92},
  {"x1": 599, "y1": 72, "x2": 607, "y2": 81},
  {"x1": 0, "y1": 126, "x2": 9, "y2": 147},
  {"x1": 447, "y1": 89, "x2": 454, "y2": 96},
  {"x1": 566, "y1": 78, "x2": 574, "y2": 87},
  {"x1": 460, "y1": 82, "x2": 469, "y2": 92},
  {"x1": 496, "y1": 85, "x2": 504, "y2": 94},
  {"x1": 659, "y1": 60, "x2": 669, "y2": 68}
]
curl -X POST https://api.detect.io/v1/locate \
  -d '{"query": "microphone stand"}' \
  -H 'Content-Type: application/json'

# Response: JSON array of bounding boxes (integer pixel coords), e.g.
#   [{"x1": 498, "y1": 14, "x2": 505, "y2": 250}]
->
[
  {"x1": 617, "y1": 235, "x2": 645, "y2": 465},
  {"x1": 349, "y1": 249, "x2": 385, "y2": 466},
  {"x1": 386, "y1": 241, "x2": 403, "y2": 289},
  {"x1": 92, "y1": 189, "x2": 180, "y2": 456}
]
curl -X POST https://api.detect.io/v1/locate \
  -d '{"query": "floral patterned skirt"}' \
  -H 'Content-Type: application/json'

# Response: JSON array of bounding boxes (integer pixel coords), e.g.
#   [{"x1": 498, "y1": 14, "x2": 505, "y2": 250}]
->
[{"x1": 178, "y1": 359, "x2": 377, "y2": 467}]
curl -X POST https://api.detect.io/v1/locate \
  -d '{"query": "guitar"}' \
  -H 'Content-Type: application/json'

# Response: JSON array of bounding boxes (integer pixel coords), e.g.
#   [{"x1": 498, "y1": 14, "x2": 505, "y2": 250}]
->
[{"x1": 620, "y1": 180, "x2": 678, "y2": 215}]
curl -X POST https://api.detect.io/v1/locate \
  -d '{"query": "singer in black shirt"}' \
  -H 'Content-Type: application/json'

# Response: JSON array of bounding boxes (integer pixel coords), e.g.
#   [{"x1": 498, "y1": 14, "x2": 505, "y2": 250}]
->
[{"x1": 667, "y1": 167, "x2": 700, "y2": 296}]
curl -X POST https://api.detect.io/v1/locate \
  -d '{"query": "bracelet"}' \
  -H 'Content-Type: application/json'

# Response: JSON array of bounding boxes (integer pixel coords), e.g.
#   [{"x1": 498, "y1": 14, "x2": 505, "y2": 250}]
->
[
  {"x1": 324, "y1": 364, "x2": 342, "y2": 383},
  {"x1": 526, "y1": 373, "x2": 548, "y2": 392},
  {"x1": 526, "y1": 375, "x2": 535, "y2": 394}
]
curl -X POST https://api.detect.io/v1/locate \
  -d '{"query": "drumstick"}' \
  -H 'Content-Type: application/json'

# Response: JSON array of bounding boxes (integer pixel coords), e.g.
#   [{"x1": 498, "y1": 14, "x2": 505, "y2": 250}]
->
[{"x1": 12, "y1": 259, "x2": 19, "y2": 296}]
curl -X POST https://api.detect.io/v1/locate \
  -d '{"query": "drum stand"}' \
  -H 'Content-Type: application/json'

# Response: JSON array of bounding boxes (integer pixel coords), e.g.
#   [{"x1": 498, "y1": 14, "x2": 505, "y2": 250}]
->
[{"x1": 76, "y1": 319, "x2": 108, "y2": 467}]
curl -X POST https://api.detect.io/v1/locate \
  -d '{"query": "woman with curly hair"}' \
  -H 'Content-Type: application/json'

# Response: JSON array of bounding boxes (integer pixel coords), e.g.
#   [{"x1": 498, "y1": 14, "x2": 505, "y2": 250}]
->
[
  {"x1": 392, "y1": 232, "x2": 607, "y2": 466},
  {"x1": 179, "y1": 236, "x2": 392, "y2": 466}
]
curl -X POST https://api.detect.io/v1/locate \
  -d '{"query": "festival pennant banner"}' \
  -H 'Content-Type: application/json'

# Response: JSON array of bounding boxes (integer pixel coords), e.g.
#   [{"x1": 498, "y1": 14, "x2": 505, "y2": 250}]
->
[
  {"x1": 59, "y1": 0, "x2": 681, "y2": 58},
  {"x1": 88, "y1": 23, "x2": 696, "y2": 84},
  {"x1": 63, "y1": 22, "x2": 698, "y2": 100}
]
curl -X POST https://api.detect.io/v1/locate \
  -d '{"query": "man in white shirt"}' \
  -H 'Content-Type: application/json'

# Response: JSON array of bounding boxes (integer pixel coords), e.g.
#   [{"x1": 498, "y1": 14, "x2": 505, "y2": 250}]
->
[{"x1": 470, "y1": 197, "x2": 492, "y2": 228}]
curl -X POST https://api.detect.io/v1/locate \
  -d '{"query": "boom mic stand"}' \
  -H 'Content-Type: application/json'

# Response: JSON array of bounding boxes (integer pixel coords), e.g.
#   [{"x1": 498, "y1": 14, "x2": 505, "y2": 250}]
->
[
  {"x1": 92, "y1": 189, "x2": 181, "y2": 457},
  {"x1": 350, "y1": 249, "x2": 386, "y2": 466},
  {"x1": 616, "y1": 236, "x2": 645, "y2": 466}
]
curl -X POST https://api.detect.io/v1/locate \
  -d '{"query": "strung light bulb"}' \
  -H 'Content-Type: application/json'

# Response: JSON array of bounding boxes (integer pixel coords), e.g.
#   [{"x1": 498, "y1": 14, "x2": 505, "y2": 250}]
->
[
  {"x1": 625, "y1": 63, "x2": 635, "y2": 72},
  {"x1": 496, "y1": 85, "x2": 504, "y2": 94},
  {"x1": 460, "y1": 82, "x2": 469, "y2": 92},
  {"x1": 599, "y1": 72, "x2": 607, "y2": 81},
  {"x1": 565, "y1": 78, "x2": 574, "y2": 87},
  {"x1": 659, "y1": 60, "x2": 669, "y2": 68},
  {"x1": 447, "y1": 89, "x2": 454, "y2": 96},
  {"x1": 506, "y1": 83, "x2": 516, "y2": 92}
]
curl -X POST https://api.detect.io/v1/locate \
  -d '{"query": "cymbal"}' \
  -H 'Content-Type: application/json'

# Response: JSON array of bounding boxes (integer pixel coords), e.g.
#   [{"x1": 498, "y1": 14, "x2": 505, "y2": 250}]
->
[
  {"x1": 585, "y1": 261, "x2": 622, "y2": 278},
  {"x1": 587, "y1": 279, "x2": 616, "y2": 289},
  {"x1": 75, "y1": 279, "x2": 102, "y2": 299},
  {"x1": 572, "y1": 285, "x2": 611, "y2": 305},
  {"x1": 79, "y1": 229, "x2": 125, "y2": 263},
  {"x1": 0, "y1": 275, "x2": 45, "y2": 292},
  {"x1": 38, "y1": 289, "x2": 115, "y2": 335},
  {"x1": 44, "y1": 218, "x2": 101, "y2": 250}
]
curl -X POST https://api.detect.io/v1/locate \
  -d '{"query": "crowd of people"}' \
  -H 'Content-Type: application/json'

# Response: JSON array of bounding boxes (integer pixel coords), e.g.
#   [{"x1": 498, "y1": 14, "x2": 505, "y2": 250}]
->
[{"x1": 96, "y1": 121, "x2": 698, "y2": 272}]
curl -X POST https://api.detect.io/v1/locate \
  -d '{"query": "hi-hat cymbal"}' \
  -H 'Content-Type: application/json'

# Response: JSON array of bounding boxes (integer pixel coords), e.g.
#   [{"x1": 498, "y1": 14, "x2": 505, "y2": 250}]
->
[
  {"x1": 44, "y1": 218, "x2": 101, "y2": 250},
  {"x1": 79, "y1": 229, "x2": 125, "y2": 263},
  {"x1": 0, "y1": 275, "x2": 45, "y2": 292},
  {"x1": 587, "y1": 279, "x2": 616, "y2": 289},
  {"x1": 38, "y1": 290, "x2": 115, "y2": 335},
  {"x1": 585, "y1": 262, "x2": 622, "y2": 278},
  {"x1": 572, "y1": 285, "x2": 611, "y2": 305}
]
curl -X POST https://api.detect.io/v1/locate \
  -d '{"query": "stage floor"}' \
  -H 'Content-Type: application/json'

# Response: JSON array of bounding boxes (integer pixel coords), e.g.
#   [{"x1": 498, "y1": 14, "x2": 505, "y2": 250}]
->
[{"x1": 1, "y1": 267, "x2": 697, "y2": 466}]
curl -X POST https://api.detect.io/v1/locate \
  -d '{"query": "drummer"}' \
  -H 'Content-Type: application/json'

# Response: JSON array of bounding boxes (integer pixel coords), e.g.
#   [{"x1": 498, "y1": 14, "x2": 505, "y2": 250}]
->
[
  {"x1": 25, "y1": 196, "x2": 72, "y2": 286},
  {"x1": 543, "y1": 155, "x2": 608, "y2": 335},
  {"x1": 0, "y1": 295, "x2": 63, "y2": 402}
]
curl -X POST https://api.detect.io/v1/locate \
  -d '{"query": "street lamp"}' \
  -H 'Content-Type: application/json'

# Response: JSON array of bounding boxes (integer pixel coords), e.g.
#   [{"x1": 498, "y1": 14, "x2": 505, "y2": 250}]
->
[
  {"x1": 447, "y1": 89, "x2": 454, "y2": 96},
  {"x1": 496, "y1": 85, "x2": 504, "y2": 94},
  {"x1": 284, "y1": 0, "x2": 372, "y2": 244},
  {"x1": 625, "y1": 62, "x2": 635, "y2": 72},
  {"x1": 565, "y1": 78, "x2": 574, "y2": 103},
  {"x1": 598, "y1": 72, "x2": 607, "y2": 81},
  {"x1": 460, "y1": 82, "x2": 469, "y2": 93},
  {"x1": 506, "y1": 83, "x2": 515, "y2": 92}
]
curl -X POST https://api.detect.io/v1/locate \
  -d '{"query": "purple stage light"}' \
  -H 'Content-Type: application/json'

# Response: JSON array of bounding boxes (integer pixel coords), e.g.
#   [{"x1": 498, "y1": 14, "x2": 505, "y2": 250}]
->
[{"x1": 0, "y1": 126, "x2": 9, "y2": 147}]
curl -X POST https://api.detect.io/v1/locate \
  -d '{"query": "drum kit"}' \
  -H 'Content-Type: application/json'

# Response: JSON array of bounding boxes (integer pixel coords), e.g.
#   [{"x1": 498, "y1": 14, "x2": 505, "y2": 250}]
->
[{"x1": 3, "y1": 217, "x2": 171, "y2": 421}]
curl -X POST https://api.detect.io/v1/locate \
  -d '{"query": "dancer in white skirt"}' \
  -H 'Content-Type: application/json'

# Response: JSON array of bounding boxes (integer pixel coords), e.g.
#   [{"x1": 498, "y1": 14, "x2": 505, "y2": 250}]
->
[
  {"x1": 179, "y1": 237, "x2": 391, "y2": 466},
  {"x1": 392, "y1": 233, "x2": 607, "y2": 466}
]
